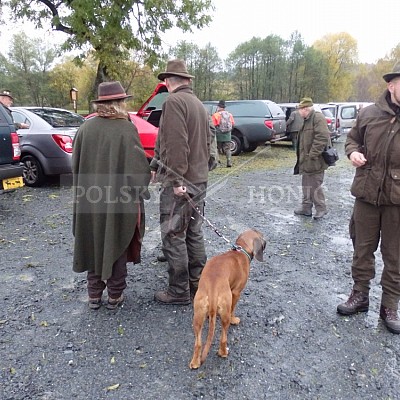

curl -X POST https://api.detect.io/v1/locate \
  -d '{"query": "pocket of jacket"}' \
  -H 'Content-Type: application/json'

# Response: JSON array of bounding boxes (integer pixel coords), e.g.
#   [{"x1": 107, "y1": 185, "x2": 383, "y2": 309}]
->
[
  {"x1": 389, "y1": 169, "x2": 400, "y2": 204},
  {"x1": 350, "y1": 168, "x2": 370, "y2": 199}
]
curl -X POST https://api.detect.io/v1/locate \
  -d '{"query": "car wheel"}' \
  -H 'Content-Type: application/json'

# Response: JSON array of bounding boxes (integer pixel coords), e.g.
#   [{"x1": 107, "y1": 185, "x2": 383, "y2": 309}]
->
[
  {"x1": 243, "y1": 143, "x2": 258, "y2": 153},
  {"x1": 22, "y1": 155, "x2": 45, "y2": 187},
  {"x1": 230, "y1": 135, "x2": 242, "y2": 156}
]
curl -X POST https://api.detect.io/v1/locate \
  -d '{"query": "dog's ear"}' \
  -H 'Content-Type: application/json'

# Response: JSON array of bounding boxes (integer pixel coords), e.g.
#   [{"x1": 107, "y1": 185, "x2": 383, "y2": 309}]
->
[{"x1": 253, "y1": 237, "x2": 266, "y2": 262}]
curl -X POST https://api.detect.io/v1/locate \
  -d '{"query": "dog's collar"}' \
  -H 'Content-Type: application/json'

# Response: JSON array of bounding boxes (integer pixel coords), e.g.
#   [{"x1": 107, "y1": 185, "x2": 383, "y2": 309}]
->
[{"x1": 232, "y1": 245, "x2": 252, "y2": 262}]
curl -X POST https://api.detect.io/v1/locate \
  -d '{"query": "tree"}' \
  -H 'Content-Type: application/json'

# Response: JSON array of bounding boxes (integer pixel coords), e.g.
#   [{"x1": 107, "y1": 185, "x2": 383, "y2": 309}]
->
[
  {"x1": 5, "y1": 0, "x2": 213, "y2": 93},
  {"x1": 6, "y1": 32, "x2": 57, "y2": 106},
  {"x1": 313, "y1": 32, "x2": 358, "y2": 101}
]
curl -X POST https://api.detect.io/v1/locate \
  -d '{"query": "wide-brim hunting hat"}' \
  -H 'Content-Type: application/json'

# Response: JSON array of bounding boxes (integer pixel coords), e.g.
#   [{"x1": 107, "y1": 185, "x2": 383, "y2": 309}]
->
[
  {"x1": 297, "y1": 97, "x2": 313, "y2": 108},
  {"x1": 0, "y1": 90, "x2": 14, "y2": 101},
  {"x1": 92, "y1": 81, "x2": 132, "y2": 103},
  {"x1": 217, "y1": 100, "x2": 226, "y2": 108},
  {"x1": 383, "y1": 61, "x2": 400, "y2": 82},
  {"x1": 158, "y1": 59, "x2": 195, "y2": 81}
]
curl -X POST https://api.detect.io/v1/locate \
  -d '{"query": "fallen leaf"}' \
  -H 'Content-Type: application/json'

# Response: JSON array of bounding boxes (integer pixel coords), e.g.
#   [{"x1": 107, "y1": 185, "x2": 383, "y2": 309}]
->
[
  {"x1": 117, "y1": 325, "x2": 124, "y2": 335},
  {"x1": 10, "y1": 367, "x2": 16, "y2": 375},
  {"x1": 105, "y1": 383, "x2": 120, "y2": 391},
  {"x1": 40, "y1": 321, "x2": 48, "y2": 327},
  {"x1": 110, "y1": 356, "x2": 116, "y2": 364}
]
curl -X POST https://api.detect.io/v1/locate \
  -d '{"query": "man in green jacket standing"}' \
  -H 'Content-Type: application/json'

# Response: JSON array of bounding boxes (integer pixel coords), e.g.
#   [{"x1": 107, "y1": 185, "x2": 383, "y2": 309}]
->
[
  {"x1": 337, "y1": 62, "x2": 400, "y2": 334},
  {"x1": 153, "y1": 59, "x2": 210, "y2": 305},
  {"x1": 293, "y1": 98, "x2": 330, "y2": 220}
]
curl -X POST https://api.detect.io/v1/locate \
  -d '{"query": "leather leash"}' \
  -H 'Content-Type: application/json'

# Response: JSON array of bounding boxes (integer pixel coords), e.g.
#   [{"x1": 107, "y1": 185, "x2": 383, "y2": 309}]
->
[{"x1": 183, "y1": 193, "x2": 252, "y2": 261}]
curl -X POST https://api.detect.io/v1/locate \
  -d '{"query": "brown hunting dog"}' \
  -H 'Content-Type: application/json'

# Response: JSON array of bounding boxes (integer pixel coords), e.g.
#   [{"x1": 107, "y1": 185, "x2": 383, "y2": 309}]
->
[{"x1": 189, "y1": 229, "x2": 266, "y2": 369}]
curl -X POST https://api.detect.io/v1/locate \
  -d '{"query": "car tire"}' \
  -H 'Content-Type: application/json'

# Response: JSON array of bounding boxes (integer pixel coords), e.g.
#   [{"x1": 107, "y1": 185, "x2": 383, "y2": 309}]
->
[
  {"x1": 230, "y1": 134, "x2": 243, "y2": 156},
  {"x1": 22, "y1": 155, "x2": 45, "y2": 187},
  {"x1": 243, "y1": 143, "x2": 258, "y2": 153}
]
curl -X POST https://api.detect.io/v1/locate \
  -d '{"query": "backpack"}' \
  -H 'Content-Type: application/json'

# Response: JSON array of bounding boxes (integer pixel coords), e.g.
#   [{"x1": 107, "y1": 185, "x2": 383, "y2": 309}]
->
[{"x1": 218, "y1": 110, "x2": 232, "y2": 133}]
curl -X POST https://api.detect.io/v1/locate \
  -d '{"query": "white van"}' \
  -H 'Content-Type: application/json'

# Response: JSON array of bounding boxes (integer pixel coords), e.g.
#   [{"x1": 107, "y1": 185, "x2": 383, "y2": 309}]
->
[{"x1": 328, "y1": 102, "x2": 373, "y2": 135}]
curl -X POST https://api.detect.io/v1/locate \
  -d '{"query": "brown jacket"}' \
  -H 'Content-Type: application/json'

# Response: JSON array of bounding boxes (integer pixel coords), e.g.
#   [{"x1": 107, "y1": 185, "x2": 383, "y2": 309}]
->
[
  {"x1": 346, "y1": 90, "x2": 400, "y2": 206},
  {"x1": 294, "y1": 110, "x2": 330, "y2": 175},
  {"x1": 157, "y1": 85, "x2": 210, "y2": 187},
  {"x1": 72, "y1": 116, "x2": 151, "y2": 280}
]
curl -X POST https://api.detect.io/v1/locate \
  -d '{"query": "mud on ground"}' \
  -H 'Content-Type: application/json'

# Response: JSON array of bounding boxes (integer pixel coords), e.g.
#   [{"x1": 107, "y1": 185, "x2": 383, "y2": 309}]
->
[{"x1": 1, "y1": 138, "x2": 399, "y2": 400}]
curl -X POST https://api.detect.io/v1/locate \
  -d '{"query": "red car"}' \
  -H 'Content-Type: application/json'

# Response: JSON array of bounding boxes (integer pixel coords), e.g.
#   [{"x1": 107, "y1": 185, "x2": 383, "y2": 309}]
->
[{"x1": 86, "y1": 112, "x2": 158, "y2": 159}]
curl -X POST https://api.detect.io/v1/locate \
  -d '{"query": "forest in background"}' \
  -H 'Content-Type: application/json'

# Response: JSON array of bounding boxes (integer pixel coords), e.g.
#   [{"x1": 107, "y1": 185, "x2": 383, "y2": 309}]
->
[{"x1": 1, "y1": 31, "x2": 399, "y2": 114}]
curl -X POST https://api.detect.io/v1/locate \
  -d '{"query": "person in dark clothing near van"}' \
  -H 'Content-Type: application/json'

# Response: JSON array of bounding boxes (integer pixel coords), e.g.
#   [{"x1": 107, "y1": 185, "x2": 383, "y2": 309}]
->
[
  {"x1": 293, "y1": 97, "x2": 330, "y2": 220},
  {"x1": 337, "y1": 61, "x2": 400, "y2": 334}
]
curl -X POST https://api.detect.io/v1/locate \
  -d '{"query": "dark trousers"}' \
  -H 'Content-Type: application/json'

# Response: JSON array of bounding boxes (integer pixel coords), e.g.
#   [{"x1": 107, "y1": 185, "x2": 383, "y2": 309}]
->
[
  {"x1": 350, "y1": 199, "x2": 400, "y2": 310},
  {"x1": 87, "y1": 250, "x2": 128, "y2": 299},
  {"x1": 301, "y1": 172, "x2": 326, "y2": 212},
  {"x1": 159, "y1": 183, "x2": 207, "y2": 296}
]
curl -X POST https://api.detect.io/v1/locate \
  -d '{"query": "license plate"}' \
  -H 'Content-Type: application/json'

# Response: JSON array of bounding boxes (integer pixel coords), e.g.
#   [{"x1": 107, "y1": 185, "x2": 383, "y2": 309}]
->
[{"x1": 2, "y1": 176, "x2": 24, "y2": 190}]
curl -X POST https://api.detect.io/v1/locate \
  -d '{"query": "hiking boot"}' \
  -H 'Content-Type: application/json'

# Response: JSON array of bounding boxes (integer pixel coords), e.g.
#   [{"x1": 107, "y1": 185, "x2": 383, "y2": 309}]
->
[
  {"x1": 313, "y1": 210, "x2": 328, "y2": 220},
  {"x1": 337, "y1": 290, "x2": 369, "y2": 315},
  {"x1": 88, "y1": 297, "x2": 102, "y2": 310},
  {"x1": 157, "y1": 254, "x2": 167, "y2": 262},
  {"x1": 380, "y1": 305, "x2": 400, "y2": 334},
  {"x1": 154, "y1": 289, "x2": 190, "y2": 305},
  {"x1": 106, "y1": 295, "x2": 124, "y2": 310},
  {"x1": 294, "y1": 207, "x2": 312, "y2": 217}
]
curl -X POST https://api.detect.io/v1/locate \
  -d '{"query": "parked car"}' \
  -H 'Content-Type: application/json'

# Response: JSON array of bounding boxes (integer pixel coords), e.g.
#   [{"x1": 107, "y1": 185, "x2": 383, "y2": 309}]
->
[
  {"x1": 316, "y1": 104, "x2": 341, "y2": 140},
  {"x1": 11, "y1": 107, "x2": 85, "y2": 186},
  {"x1": 85, "y1": 112, "x2": 158, "y2": 159},
  {"x1": 202, "y1": 100, "x2": 286, "y2": 155},
  {"x1": 327, "y1": 102, "x2": 373, "y2": 135},
  {"x1": 0, "y1": 104, "x2": 23, "y2": 193},
  {"x1": 137, "y1": 83, "x2": 287, "y2": 156},
  {"x1": 278, "y1": 103, "x2": 340, "y2": 143}
]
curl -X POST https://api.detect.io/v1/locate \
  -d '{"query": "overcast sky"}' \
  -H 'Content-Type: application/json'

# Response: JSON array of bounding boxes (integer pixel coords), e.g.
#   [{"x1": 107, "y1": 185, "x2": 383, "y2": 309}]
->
[{"x1": 0, "y1": 0, "x2": 398, "y2": 64}]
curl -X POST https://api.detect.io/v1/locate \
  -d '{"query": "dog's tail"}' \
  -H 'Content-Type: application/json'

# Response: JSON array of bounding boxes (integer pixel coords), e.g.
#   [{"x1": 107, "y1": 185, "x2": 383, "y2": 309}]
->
[{"x1": 200, "y1": 295, "x2": 217, "y2": 365}]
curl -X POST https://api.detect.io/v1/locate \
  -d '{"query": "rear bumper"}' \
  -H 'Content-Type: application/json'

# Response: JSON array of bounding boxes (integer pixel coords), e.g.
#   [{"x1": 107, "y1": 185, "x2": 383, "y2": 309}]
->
[{"x1": 0, "y1": 163, "x2": 23, "y2": 181}]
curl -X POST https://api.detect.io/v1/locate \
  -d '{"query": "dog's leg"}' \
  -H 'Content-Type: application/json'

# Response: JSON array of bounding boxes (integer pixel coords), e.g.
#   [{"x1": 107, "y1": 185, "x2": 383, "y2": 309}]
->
[
  {"x1": 230, "y1": 291, "x2": 241, "y2": 325},
  {"x1": 189, "y1": 301, "x2": 207, "y2": 369},
  {"x1": 217, "y1": 298, "x2": 231, "y2": 358}
]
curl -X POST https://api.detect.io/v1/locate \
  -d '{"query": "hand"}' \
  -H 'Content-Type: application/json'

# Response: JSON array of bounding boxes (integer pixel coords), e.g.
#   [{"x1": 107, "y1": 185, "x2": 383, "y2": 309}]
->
[
  {"x1": 173, "y1": 186, "x2": 187, "y2": 196},
  {"x1": 349, "y1": 151, "x2": 367, "y2": 167}
]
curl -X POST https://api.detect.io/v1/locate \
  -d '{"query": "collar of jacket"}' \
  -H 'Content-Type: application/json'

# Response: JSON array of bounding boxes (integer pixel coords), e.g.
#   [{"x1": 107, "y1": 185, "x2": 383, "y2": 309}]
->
[{"x1": 172, "y1": 85, "x2": 193, "y2": 94}]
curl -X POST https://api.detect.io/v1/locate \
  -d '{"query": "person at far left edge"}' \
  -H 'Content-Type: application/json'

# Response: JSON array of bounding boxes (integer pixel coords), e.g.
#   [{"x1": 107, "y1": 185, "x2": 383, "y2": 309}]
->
[
  {"x1": 72, "y1": 81, "x2": 151, "y2": 310},
  {"x1": 153, "y1": 59, "x2": 210, "y2": 305}
]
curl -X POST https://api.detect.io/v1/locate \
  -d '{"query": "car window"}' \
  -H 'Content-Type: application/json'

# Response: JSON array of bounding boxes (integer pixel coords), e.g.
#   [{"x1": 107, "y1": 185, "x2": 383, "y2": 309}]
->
[
  {"x1": 12, "y1": 111, "x2": 30, "y2": 127},
  {"x1": 340, "y1": 106, "x2": 357, "y2": 119},
  {"x1": 321, "y1": 109, "x2": 334, "y2": 118},
  {"x1": 29, "y1": 108, "x2": 85, "y2": 127},
  {"x1": 266, "y1": 102, "x2": 285, "y2": 118},
  {"x1": 227, "y1": 102, "x2": 272, "y2": 117},
  {"x1": 146, "y1": 92, "x2": 169, "y2": 111}
]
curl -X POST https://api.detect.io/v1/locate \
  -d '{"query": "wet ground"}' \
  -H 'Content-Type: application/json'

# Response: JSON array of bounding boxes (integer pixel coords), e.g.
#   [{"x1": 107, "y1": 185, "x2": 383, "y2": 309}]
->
[{"x1": 1, "y1": 138, "x2": 399, "y2": 399}]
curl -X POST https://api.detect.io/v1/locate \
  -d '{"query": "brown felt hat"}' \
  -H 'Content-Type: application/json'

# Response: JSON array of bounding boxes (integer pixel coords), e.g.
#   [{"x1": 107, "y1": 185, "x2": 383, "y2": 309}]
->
[
  {"x1": 92, "y1": 81, "x2": 132, "y2": 103},
  {"x1": 298, "y1": 97, "x2": 313, "y2": 108},
  {"x1": 383, "y1": 61, "x2": 400, "y2": 82},
  {"x1": 157, "y1": 59, "x2": 195, "y2": 81}
]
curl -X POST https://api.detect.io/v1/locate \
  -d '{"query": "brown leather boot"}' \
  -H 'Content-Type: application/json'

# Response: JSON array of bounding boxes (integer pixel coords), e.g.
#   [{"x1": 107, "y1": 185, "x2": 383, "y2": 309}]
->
[
  {"x1": 294, "y1": 206, "x2": 312, "y2": 217},
  {"x1": 154, "y1": 289, "x2": 190, "y2": 305},
  {"x1": 380, "y1": 305, "x2": 400, "y2": 334},
  {"x1": 337, "y1": 290, "x2": 369, "y2": 315}
]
